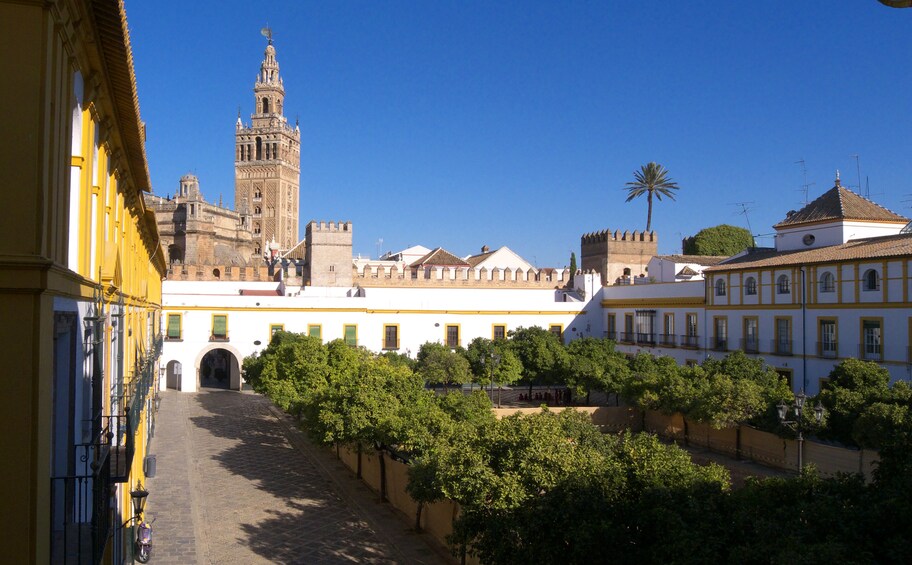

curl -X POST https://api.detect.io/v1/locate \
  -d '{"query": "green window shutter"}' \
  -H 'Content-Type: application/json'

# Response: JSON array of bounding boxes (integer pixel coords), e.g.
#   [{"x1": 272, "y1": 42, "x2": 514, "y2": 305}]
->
[
  {"x1": 213, "y1": 315, "x2": 227, "y2": 337},
  {"x1": 344, "y1": 325, "x2": 357, "y2": 346},
  {"x1": 167, "y1": 315, "x2": 181, "y2": 338},
  {"x1": 309, "y1": 325, "x2": 321, "y2": 339}
]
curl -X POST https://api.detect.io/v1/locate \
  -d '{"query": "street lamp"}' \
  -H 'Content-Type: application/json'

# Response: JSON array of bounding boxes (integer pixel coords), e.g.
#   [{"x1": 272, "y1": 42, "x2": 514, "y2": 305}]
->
[
  {"x1": 130, "y1": 482, "x2": 149, "y2": 518},
  {"x1": 777, "y1": 391, "x2": 824, "y2": 470},
  {"x1": 481, "y1": 353, "x2": 501, "y2": 407}
]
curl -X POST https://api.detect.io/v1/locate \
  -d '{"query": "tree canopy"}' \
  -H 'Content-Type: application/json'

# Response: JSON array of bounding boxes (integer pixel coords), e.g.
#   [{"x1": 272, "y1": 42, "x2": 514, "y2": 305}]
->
[
  {"x1": 682, "y1": 224, "x2": 753, "y2": 256},
  {"x1": 623, "y1": 162, "x2": 680, "y2": 232}
]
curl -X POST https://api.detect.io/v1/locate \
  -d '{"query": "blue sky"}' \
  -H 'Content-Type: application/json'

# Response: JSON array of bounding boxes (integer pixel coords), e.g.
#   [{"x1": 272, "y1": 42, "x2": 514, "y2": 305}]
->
[{"x1": 127, "y1": 1, "x2": 912, "y2": 267}]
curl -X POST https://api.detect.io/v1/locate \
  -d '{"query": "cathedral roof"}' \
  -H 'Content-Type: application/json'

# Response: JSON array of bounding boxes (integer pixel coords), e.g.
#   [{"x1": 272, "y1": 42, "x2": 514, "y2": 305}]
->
[{"x1": 773, "y1": 182, "x2": 907, "y2": 229}]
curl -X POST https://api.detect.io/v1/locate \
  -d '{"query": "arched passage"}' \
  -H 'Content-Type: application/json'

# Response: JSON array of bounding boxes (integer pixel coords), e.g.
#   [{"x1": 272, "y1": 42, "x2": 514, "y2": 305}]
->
[
  {"x1": 165, "y1": 360, "x2": 182, "y2": 390},
  {"x1": 194, "y1": 344, "x2": 243, "y2": 391}
]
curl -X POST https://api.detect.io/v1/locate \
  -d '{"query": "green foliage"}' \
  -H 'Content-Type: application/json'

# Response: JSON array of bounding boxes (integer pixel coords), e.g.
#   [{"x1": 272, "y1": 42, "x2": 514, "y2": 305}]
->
[
  {"x1": 682, "y1": 223, "x2": 753, "y2": 256},
  {"x1": 507, "y1": 326, "x2": 569, "y2": 386},
  {"x1": 415, "y1": 341, "x2": 472, "y2": 390},
  {"x1": 565, "y1": 336, "x2": 630, "y2": 397},
  {"x1": 569, "y1": 251, "x2": 577, "y2": 274},
  {"x1": 818, "y1": 358, "x2": 892, "y2": 445},
  {"x1": 619, "y1": 352, "x2": 688, "y2": 413}
]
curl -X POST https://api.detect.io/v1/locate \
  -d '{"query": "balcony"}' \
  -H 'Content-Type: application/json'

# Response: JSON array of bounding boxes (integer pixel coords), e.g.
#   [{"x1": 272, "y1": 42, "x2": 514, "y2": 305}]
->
[
  {"x1": 618, "y1": 332, "x2": 635, "y2": 344},
  {"x1": 711, "y1": 338, "x2": 728, "y2": 352},
  {"x1": 773, "y1": 340, "x2": 793, "y2": 356},
  {"x1": 679, "y1": 335, "x2": 700, "y2": 349},
  {"x1": 741, "y1": 338, "x2": 759, "y2": 354},
  {"x1": 605, "y1": 330, "x2": 617, "y2": 341},
  {"x1": 860, "y1": 344, "x2": 882, "y2": 362},
  {"x1": 659, "y1": 334, "x2": 677, "y2": 347},
  {"x1": 636, "y1": 333, "x2": 656, "y2": 346},
  {"x1": 818, "y1": 342, "x2": 838, "y2": 359}
]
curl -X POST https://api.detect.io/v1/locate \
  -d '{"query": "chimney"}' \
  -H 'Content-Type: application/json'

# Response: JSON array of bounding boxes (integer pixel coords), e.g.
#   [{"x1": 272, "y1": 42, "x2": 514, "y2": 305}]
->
[{"x1": 481, "y1": 245, "x2": 490, "y2": 253}]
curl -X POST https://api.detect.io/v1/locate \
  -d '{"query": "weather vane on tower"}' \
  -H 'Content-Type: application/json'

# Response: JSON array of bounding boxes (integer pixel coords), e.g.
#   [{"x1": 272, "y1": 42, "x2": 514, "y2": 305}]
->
[{"x1": 261, "y1": 26, "x2": 273, "y2": 45}]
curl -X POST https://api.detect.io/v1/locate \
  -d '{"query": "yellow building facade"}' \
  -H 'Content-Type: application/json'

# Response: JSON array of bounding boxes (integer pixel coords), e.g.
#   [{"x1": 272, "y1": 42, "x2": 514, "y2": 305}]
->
[{"x1": 0, "y1": 1, "x2": 166, "y2": 563}]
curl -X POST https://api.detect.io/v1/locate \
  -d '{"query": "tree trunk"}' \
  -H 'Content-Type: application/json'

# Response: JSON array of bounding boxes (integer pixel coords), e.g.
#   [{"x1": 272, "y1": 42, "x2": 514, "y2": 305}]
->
[
  {"x1": 378, "y1": 447, "x2": 387, "y2": 502},
  {"x1": 356, "y1": 442, "x2": 362, "y2": 479},
  {"x1": 646, "y1": 191, "x2": 654, "y2": 232},
  {"x1": 736, "y1": 425, "x2": 742, "y2": 460},
  {"x1": 415, "y1": 502, "x2": 424, "y2": 532},
  {"x1": 684, "y1": 418, "x2": 690, "y2": 447}
]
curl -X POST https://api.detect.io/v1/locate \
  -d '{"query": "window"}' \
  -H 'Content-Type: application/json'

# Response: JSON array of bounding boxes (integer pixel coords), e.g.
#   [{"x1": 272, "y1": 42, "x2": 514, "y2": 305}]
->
[
  {"x1": 713, "y1": 317, "x2": 727, "y2": 351},
  {"x1": 383, "y1": 325, "x2": 399, "y2": 350},
  {"x1": 254, "y1": 222, "x2": 261, "y2": 234},
  {"x1": 549, "y1": 324, "x2": 564, "y2": 341},
  {"x1": 863, "y1": 269, "x2": 880, "y2": 291},
  {"x1": 635, "y1": 310, "x2": 655, "y2": 345},
  {"x1": 745, "y1": 277, "x2": 757, "y2": 296},
  {"x1": 715, "y1": 278, "x2": 726, "y2": 296},
  {"x1": 445, "y1": 325, "x2": 460, "y2": 348},
  {"x1": 255, "y1": 137, "x2": 263, "y2": 160},
  {"x1": 819, "y1": 271, "x2": 835, "y2": 293},
  {"x1": 166, "y1": 314, "x2": 182, "y2": 340},
  {"x1": 254, "y1": 188, "x2": 261, "y2": 199},
  {"x1": 254, "y1": 206, "x2": 261, "y2": 215},
  {"x1": 623, "y1": 313, "x2": 634, "y2": 343},
  {"x1": 308, "y1": 324, "x2": 322, "y2": 341},
  {"x1": 775, "y1": 317, "x2": 791, "y2": 355},
  {"x1": 686, "y1": 313, "x2": 698, "y2": 337},
  {"x1": 606, "y1": 314, "x2": 616, "y2": 340},
  {"x1": 743, "y1": 317, "x2": 759, "y2": 352},
  {"x1": 212, "y1": 315, "x2": 228, "y2": 340},
  {"x1": 270, "y1": 324, "x2": 284, "y2": 337},
  {"x1": 862, "y1": 319, "x2": 882, "y2": 360},
  {"x1": 492, "y1": 324, "x2": 506, "y2": 341},
  {"x1": 777, "y1": 275, "x2": 790, "y2": 294},
  {"x1": 683, "y1": 313, "x2": 698, "y2": 348},
  {"x1": 776, "y1": 368, "x2": 793, "y2": 389},
  {"x1": 819, "y1": 319, "x2": 837, "y2": 358},
  {"x1": 662, "y1": 313, "x2": 675, "y2": 346},
  {"x1": 343, "y1": 324, "x2": 357, "y2": 347}
]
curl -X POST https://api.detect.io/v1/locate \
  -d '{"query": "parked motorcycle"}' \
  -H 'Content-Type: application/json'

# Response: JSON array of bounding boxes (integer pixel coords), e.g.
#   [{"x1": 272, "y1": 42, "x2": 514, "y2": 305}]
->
[{"x1": 135, "y1": 516, "x2": 154, "y2": 563}]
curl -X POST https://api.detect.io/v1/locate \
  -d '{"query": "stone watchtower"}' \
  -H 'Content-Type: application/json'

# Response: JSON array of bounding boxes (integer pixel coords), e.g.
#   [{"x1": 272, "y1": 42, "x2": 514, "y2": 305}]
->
[
  {"x1": 305, "y1": 221, "x2": 353, "y2": 287},
  {"x1": 235, "y1": 34, "x2": 301, "y2": 255},
  {"x1": 580, "y1": 229, "x2": 657, "y2": 285}
]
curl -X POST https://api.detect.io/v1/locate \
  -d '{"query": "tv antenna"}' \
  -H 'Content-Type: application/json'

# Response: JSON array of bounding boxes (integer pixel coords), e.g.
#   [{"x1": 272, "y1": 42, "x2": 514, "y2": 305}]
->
[
  {"x1": 795, "y1": 159, "x2": 814, "y2": 205},
  {"x1": 730, "y1": 202, "x2": 756, "y2": 244},
  {"x1": 850, "y1": 154, "x2": 864, "y2": 196}
]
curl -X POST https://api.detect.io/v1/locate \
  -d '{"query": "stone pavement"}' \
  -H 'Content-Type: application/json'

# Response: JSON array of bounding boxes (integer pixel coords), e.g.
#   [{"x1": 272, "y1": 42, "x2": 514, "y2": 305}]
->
[{"x1": 145, "y1": 389, "x2": 452, "y2": 565}]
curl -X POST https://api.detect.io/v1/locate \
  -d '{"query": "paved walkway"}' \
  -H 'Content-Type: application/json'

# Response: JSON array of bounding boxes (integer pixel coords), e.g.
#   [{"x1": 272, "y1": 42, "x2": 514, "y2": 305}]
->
[{"x1": 146, "y1": 389, "x2": 451, "y2": 565}]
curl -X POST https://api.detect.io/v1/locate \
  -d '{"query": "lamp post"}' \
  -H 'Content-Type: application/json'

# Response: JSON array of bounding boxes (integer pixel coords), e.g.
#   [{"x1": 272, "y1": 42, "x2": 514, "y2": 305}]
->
[
  {"x1": 481, "y1": 352, "x2": 501, "y2": 408},
  {"x1": 777, "y1": 391, "x2": 824, "y2": 470}
]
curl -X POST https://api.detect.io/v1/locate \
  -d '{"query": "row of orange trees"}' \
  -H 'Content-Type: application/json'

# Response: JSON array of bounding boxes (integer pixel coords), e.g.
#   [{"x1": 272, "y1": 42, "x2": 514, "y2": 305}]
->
[{"x1": 244, "y1": 330, "x2": 911, "y2": 563}]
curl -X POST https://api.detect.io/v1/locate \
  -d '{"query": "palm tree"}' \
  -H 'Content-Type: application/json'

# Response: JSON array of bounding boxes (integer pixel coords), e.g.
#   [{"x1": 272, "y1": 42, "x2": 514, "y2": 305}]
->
[{"x1": 623, "y1": 162, "x2": 680, "y2": 232}]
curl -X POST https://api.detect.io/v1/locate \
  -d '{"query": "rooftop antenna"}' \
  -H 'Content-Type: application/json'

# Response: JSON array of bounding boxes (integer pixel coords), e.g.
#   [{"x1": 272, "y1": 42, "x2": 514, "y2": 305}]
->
[
  {"x1": 850, "y1": 154, "x2": 864, "y2": 196},
  {"x1": 795, "y1": 159, "x2": 814, "y2": 204},
  {"x1": 730, "y1": 202, "x2": 756, "y2": 242}
]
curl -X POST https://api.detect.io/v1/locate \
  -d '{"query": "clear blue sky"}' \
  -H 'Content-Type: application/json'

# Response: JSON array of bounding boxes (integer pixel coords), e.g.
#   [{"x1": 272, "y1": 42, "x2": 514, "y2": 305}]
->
[{"x1": 127, "y1": 1, "x2": 912, "y2": 267}]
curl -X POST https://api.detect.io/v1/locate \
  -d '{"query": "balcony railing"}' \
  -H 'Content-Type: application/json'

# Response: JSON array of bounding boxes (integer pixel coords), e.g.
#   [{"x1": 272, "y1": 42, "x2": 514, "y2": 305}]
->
[
  {"x1": 618, "y1": 332, "x2": 635, "y2": 344},
  {"x1": 773, "y1": 340, "x2": 793, "y2": 356},
  {"x1": 818, "y1": 342, "x2": 838, "y2": 359},
  {"x1": 860, "y1": 344, "x2": 882, "y2": 361},
  {"x1": 741, "y1": 338, "x2": 760, "y2": 353},
  {"x1": 50, "y1": 413, "x2": 126, "y2": 565},
  {"x1": 636, "y1": 333, "x2": 656, "y2": 346},
  {"x1": 711, "y1": 338, "x2": 728, "y2": 352},
  {"x1": 659, "y1": 334, "x2": 677, "y2": 347},
  {"x1": 605, "y1": 330, "x2": 617, "y2": 341},
  {"x1": 679, "y1": 334, "x2": 700, "y2": 349}
]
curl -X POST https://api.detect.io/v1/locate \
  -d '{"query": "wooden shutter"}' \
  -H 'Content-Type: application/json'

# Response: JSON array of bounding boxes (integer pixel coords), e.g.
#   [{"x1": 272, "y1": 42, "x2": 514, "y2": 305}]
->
[
  {"x1": 167, "y1": 315, "x2": 181, "y2": 339},
  {"x1": 213, "y1": 315, "x2": 227, "y2": 337},
  {"x1": 344, "y1": 325, "x2": 357, "y2": 346}
]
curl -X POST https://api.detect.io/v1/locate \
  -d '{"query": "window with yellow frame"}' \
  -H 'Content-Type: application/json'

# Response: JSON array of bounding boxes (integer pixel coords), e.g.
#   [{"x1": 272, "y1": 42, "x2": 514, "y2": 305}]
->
[
  {"x1": 211, "y1": 314, "x2": 228, "y2": 340},
  {"x1": 166, "y1": 313, "x2": 182, "y2": 340},
  {"x1": 492, "y1": 324, "x2": 507, "y2": 341},
  {"x1": 270, "y1": 324, "x2": 284, "y2": 338},
  {"x1": 383, "y1": 324, "x2": 400, "y2": 350}
]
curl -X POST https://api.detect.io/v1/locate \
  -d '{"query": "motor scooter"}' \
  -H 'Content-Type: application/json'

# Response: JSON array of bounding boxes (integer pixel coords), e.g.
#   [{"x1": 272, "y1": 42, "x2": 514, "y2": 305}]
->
[{"x1": 135, "y1": 516, "x2": 154, "y2": 563}]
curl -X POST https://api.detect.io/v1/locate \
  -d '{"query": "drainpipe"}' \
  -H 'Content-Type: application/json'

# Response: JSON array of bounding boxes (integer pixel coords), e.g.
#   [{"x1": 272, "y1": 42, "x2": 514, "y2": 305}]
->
[{"x1": 800, "y1": 267, "x2": 807, "y2": 393}]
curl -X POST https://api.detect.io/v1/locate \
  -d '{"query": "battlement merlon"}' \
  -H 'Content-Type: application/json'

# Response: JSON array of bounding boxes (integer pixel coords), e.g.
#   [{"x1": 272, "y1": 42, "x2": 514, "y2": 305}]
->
[
  {"x1": 306, "y1": 220, "x2": 353, "y2": 233},
  {"x1": 580, "y1": 229, "x2": 657, "y2": 244}
]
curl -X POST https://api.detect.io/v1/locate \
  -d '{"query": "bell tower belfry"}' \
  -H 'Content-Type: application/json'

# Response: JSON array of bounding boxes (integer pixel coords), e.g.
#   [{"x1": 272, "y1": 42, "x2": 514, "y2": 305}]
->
[{"x1": 235, "y1": 30, "x2": 301, "y2": 254}]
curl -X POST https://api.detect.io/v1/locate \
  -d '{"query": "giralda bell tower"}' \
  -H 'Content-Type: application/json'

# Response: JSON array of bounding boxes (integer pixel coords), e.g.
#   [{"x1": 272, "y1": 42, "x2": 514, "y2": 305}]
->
[{"x1": 235, "y1": 29, "x2": 301, "y2": 254}]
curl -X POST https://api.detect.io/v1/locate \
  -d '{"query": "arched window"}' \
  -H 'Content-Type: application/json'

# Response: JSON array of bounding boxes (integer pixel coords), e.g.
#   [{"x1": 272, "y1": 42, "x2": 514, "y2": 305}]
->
[
  {"x1": 254, "y1": 188, "x2": 261, "y2": 199},
  {"x1": 254, "y1": 206, "x2": 261, "y2": 215},
  {"x1": 254, "y1": 222, "x2": 261, "y2": 234},
  {"x1": 262, "y1": 97, "x2": 270, "y2": 113},
  {"x1": 255, "y1": 137, "x2": 262, "y2": 160},
  {"x1": 863, "y1": 269, "x2": 880, "y2": 291},
  {"x1": 777, "y1": 275, "x2": 790, "y2": 294},
  {"x1": 623, "y1": 267, "x2": 631, "y2": 276},
  {"x1": 820, "y1": 272, "x2": 835, "y2": 293},
  {"x1": 715, "y1": 279, "x2": 726, "y2": 296},
  {"x1": 745, "y1": 277, "x2": 757, "y2": 295}
]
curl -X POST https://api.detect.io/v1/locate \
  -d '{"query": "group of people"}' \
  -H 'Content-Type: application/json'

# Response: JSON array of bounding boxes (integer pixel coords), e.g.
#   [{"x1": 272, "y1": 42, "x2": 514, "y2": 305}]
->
[{"x1": 517, "y1": 389, "x2": 569, "y2": 405}]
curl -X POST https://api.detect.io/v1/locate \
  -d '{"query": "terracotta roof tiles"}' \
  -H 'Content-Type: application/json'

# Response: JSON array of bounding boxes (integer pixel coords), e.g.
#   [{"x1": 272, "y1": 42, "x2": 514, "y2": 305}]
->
[
  {"x1": 774, "y1": 184, "x2": 907, "y2": 228},
  {"x1": 410, "y1": 247, "x2": 470, "y2": 268}
]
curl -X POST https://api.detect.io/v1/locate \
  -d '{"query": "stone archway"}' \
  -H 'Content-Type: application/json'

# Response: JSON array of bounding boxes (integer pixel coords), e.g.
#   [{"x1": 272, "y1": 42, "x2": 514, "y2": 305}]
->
[
  {"x1": 165, "y1": 360, "x2": 182, "y2": 390},
  {"x1": 194, "y1": 344, "x2": 243, "y2": 391}
]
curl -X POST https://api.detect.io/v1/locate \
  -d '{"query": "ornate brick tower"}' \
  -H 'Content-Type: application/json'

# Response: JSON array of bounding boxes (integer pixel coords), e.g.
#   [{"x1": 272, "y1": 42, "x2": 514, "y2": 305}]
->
[{"x1": 235, "y1": 32, "x2": 301, "y2": 254}]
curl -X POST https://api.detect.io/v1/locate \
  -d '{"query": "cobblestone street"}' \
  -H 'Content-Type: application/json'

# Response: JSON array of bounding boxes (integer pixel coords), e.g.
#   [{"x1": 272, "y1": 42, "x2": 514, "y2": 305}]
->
[{"x1": 145, "y1": 390, "x2": 450, "y2": 564}]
